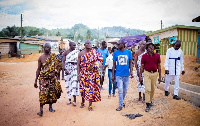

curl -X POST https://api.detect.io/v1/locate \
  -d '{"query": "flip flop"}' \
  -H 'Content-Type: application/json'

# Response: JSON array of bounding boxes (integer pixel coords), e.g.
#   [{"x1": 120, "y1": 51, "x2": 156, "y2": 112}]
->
[
  {"x1": 49, "y1": 108, "x2": 55, "y2": 112},
  {"x1": 37, "y1": 111, "x2": 43, "y2": 116},
  {"x1": 67, "y1": 101, "x2": 71, "y2": 105},
  {"x1": 80, "y1": 103, "x2": 85, "y2": 108},
  {"x1": 73, "y1": 101, "x2": 77, "y2": 106},
  {"x1": 88, "y1": 106, "x2": 94, "y2": 111}
]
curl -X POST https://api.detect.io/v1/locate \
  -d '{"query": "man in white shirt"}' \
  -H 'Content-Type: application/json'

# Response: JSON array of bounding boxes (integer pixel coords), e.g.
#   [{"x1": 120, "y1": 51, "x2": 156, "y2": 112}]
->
[
  {"x1": 164, "y1": 40, "x2": 185, "y2": 100},
  {"x1": 103, "y1": 47, "x2": 117, "y2": 97}
]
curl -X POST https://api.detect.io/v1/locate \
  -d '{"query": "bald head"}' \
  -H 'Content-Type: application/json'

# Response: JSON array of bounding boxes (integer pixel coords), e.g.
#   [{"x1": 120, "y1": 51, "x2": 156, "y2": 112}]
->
[
  {"x1": 84, "y1": 40, "x2": 92, "y2": 49},
  {"x1": 69, "y1": 41, "x2": 76, "y2": 50},
  {"x1": 44, "y1": 42, "x2": 51, "y2": 48},
  {"x1": 43, "y1": 42, "x2": 51, "y2": 54}
]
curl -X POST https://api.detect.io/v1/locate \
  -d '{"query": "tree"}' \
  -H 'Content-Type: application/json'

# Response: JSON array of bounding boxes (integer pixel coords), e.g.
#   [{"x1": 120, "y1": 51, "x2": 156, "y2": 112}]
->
[
  {"x1": 76, "y1": 33, "x2": 83, "y2": 41},
  {"x1": 1, "y1": 25, "x2": 19, "y2": 37},
  {"x1": 56, "y1": 31, "x2": 61, "y2": 36},
  {"x1": 86, "y1": 30, "x2": 92, "y2": 40},
  {"x1": 28, "y1": 29, "x2": 42, "y2": 36}
]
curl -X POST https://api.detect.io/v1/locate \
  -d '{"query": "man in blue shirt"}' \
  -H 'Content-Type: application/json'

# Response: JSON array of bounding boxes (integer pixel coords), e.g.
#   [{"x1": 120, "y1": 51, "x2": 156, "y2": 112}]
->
[
  {"x1": 112, "y1": 40, "x2": 133, "y2": 111},
  {"x1": 98, "y1": 41, "x2": 109, "y2": 90}
]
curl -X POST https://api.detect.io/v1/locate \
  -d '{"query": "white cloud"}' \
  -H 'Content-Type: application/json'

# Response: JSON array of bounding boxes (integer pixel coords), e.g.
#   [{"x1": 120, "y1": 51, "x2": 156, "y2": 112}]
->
[{"x1": 0, "y1": 0, "x2": 200, "y2": 31}]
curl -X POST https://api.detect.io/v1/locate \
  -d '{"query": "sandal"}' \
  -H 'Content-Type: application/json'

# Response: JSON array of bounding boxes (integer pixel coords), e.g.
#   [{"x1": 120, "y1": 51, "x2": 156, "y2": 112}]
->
[
  {"x1": 80, "y1": 102, "x2": 85, "y2": 108},
  {"x1": 67, "y1": 101, "x2": 71, "y2": 105},
  {"x1": 73, "y1": 101, "x2": 77, "y2": 106},
  {"x1": 116, "y1": 106, "x2": 122, "y2": 111},
  {"x1": 88, "y1": 106, "x2": 94, "y2": 111},
  {"x1": 49, "y1": 108, "x2": 55, "y2": 112},
  {"x1": 37, "y1": 111, "x2": 43, "y2": 116},
  {"x1": 108, "y1": 95, "x2": 111, "y2": 97},
  {"x1": 138, "y1": 97, "x2": 142, "y2": 101}
]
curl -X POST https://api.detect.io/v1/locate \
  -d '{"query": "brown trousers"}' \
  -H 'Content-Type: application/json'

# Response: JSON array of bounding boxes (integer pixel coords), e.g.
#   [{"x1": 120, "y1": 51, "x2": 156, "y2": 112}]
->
[{"x1": 143, "y1": 70, "x2": 158, "y2": 103}]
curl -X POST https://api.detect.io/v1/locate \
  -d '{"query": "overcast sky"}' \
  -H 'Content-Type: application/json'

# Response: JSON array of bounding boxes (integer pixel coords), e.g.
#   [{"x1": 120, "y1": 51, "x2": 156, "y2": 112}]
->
[{"x1": 0, "y1": 0, "x2": 200, "y2": 31}]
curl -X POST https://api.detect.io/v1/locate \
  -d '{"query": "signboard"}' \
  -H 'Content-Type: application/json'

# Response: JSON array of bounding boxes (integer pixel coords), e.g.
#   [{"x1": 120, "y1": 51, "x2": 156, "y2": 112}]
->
[
  {"x1": 169, "y1": 36, "x2": 177, "y2": 44},
  {"x1": 153, "y1": 36, "x2": 160, "y2": 44},
  {"x1": 49, "y1": 42, "x2": 59, "y2": 52}
]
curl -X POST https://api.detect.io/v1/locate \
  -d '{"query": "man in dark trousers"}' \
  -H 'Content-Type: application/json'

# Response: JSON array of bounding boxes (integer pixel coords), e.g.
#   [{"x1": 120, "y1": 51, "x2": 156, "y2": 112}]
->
[{"x1": 139, "y1": 39, "x2": 161, "y2": 112}]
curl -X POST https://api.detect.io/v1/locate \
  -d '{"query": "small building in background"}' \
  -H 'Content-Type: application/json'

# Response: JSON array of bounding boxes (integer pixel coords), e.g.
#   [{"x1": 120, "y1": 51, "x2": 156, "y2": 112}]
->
[
  {"x1": 145, "y1": 25, "x2": 200, "y2": 59},
  {"x1": 0, "y1": 38, "x2": 19, "y2": 57}
]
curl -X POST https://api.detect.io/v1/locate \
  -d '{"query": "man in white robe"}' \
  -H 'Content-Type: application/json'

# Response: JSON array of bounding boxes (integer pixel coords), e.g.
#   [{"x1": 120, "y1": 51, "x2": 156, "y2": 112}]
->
[
  {"x1": 62, "y1": 42, "x2": 80, "y2": 106},
  {"x1": 164, "y1": 40, "x2": 185, "y2": 100}
]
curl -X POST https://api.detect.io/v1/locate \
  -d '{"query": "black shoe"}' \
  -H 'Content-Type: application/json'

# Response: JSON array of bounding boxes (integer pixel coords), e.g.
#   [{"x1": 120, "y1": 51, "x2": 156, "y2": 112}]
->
[
  {"x1": 165, "y1": 91, "x2": 170, "y2": 96},
  {"x1": 37, "y1": 111, "x2": 43, "y2": 116},
  {"x1": 116, "y1": 106, "x2": 123, "y2": 111},
  {"x1": 145, "y1": 103, "x2": 150, "y2": 112},
  {"x1": 150, "y1": 101, "x2": 154, "y2": 107},
  {"x1": 173, "y1": 95, "x2": 180, "y2": 100}
]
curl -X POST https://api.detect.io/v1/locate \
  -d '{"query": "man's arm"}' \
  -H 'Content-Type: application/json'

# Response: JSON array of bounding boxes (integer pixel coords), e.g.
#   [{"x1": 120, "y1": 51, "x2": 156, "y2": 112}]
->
[
  {"x1": 164, "y1": 49, "x2": 170, "y2": 74},
  {"x1": 157, "y1": 63, "x2": 161, "y2": 84},
  {"x1": 34, "y1": 56, "x2": 42, "y2": 88},
  {"x1": 134, "y1": 51, "x2": 139, "y2": 76},
  {"x1": 129, "y1": 59, "x2": 133, "y2": 78},
  {"x1": 77, "y1": 52, "x2": 81, "y2": 82},
  {"x1": 112, "y1": 61, "x2": 116, "y2": 82},
  {"x1": 139, "y1": 64, "x2": 144, "y2": 83},
  {"x1": 62, "y1": 51, "x2": 67, "y2": 70},
  {"x1": 180, "y1": 50, "x2": 185, "y2": 75}
]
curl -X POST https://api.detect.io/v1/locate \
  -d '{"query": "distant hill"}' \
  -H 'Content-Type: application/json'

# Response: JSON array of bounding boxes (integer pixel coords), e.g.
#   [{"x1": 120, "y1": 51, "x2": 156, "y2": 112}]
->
[{"x1": 0, "y1": 23, "x2": 146, "y2": 41}]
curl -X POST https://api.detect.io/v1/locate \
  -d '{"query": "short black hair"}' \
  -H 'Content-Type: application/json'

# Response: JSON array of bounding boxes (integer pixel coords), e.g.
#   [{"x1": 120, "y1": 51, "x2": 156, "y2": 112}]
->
[
  {"x1": 102, "y1": 41, "x2": 107, "y2": 45},
  {"x1": 176, "y1": 40, "x2": 181, "y2": 43},
  {"x1": 112, "y1": 46, "x2": 117, "y2": 52}
]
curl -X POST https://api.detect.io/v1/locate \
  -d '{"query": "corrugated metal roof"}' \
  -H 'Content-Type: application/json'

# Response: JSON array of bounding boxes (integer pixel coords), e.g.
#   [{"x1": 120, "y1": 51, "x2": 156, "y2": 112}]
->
[{"x1": 145, "y1": 25, "x2": 200, "y2": 36}]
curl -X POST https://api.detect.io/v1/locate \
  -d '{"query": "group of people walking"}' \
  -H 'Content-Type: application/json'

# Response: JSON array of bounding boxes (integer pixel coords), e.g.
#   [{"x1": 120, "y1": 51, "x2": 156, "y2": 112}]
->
[{"x1": 34, "y1": 38, "x2": 185, "y2": 116}]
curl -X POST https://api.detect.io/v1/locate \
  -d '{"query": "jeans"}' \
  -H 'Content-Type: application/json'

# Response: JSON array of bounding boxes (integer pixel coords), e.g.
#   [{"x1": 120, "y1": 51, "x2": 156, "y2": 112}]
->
[
  {"x1": 108, "y1": 69, "x2": 116, "y2": 95},
  {"x1": 116, "y1": 76, "x2": 129, "y2": 107}
]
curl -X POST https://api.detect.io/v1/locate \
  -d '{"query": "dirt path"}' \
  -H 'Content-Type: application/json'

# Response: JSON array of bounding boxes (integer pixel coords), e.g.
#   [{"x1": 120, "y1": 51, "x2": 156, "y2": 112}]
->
[{"x1": 0, "y1": 61, "x2": 199, "y2": 126}]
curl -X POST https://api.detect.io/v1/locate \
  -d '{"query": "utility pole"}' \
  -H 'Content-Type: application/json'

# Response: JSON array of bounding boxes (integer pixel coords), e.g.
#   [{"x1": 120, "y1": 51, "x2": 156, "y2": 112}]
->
[
  {"x1": 161, "y1": 20, "x2": 162, "y2": 29},
  {"x1": 19, "y1": 14, "x2": 23, "y2": 57}
]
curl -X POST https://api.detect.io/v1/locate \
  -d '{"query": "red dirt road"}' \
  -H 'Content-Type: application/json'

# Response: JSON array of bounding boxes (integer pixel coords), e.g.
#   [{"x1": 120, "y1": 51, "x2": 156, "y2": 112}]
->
[{"x1": 0, "y1": 61, "x2": 199, "y2": 126}]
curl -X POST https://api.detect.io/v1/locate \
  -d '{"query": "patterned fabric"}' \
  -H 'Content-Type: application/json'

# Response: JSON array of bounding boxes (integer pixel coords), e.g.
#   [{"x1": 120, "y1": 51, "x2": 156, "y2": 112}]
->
[
  {"x1": 136, "y1": 51, "x2": 146, "y2": 93},
  {"x1": 39, "y1": 53, "x2": 62, "y2": 104},
  {"x1": 65, "y1": 50, "x2": 80, "y2": 98},
  {"x1": 79, "y1": 49, "x2": 103, "y2": 102}
]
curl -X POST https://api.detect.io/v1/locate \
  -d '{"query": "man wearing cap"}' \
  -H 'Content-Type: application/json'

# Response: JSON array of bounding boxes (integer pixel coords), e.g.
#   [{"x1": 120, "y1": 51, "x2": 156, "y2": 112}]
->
[
  {"x1": 139, "y1": 39, "x2": 161, "y2": 112},
  {"x1": 164, "y1": 40, "x2": 185, "y2": 100},
  {"x1": 112, "y1": 40, "x2": 133, "y2": 111}
]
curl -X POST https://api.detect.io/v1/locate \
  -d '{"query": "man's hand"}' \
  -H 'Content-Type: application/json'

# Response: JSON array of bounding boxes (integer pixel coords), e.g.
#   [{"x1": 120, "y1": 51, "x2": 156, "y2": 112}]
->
[
  {"x1": 88, "y1": 67, "x2": 94, "y2": 71},
  {"x1": 165, "y1": 70, "x2": 169, "y2": 75},
  {"x1": 65, "y1": 69, "x2": 70, "y2": 75},
  {"x1": 78, "y1": 75, "x2": 81, "y2": 82},
  {"x1": 34, "y1": 82, "x2": 38, "y2": 88},
  {"x1": 182, "y1": 71, "x2": 185, "y2": 75},
  {"x1": 130, "y1": 73, "x2": 134, "y2": 79},
  {"x1": 111, "y1": 76, "x2": 115, "y2": 82},
  {"x1": 158, "y1": 76, "x2": 161, "y2": 84}
]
